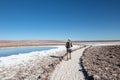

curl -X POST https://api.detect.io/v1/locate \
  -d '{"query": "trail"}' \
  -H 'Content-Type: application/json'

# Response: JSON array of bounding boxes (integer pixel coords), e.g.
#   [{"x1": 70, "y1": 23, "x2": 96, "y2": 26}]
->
[{"x1": 50, "y1": 47, "x2": 87, "y2": 80}]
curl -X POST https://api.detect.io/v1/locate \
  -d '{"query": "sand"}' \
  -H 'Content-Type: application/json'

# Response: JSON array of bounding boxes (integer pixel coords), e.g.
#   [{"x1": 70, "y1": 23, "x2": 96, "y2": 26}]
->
[{"x1": 50, "y1": 46, "x2": 88, "y2": 80}]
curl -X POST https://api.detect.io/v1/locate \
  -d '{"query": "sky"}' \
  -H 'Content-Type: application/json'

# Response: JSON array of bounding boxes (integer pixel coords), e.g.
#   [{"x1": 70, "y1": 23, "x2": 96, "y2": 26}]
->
[{"x1": 0, "y1": 0, "x2": 120, "y2": 40}]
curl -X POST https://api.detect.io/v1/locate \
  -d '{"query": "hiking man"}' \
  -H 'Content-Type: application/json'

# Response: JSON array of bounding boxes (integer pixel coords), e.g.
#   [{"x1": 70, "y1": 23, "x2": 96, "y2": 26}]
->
[{"x1": 64, "y1": 39, "x2": 73, "y2": 60}]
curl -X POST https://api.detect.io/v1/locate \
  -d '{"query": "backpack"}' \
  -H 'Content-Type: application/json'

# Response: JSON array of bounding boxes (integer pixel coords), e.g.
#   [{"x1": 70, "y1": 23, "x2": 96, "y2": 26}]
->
[{"x1": 66, "y1": 42, "x2": 72, "y2": 48}]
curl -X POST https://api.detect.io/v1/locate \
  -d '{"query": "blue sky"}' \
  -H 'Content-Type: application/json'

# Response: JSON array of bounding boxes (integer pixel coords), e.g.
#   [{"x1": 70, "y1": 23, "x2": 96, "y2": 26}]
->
[{"x1": 0, "y1": 0, "x2": 120, "y2": 40}]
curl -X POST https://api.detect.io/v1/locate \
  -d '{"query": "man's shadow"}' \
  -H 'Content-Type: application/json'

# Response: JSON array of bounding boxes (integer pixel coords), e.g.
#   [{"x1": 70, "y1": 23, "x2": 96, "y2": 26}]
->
[
  {"x1": 50, "y1": 55, "x2": 63, "y2": 58},
  {"x1": 50, "y1": 52, "x2": 69, "y2": 61},
  {"x1": 50, "y1": 55, "x2": 63, "y2": 61}
]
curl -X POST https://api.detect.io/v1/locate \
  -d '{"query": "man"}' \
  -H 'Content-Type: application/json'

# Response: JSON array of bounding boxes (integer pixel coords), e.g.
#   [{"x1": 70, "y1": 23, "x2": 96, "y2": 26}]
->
[{"x1": 64, "y1": 39, "x2": 73, "y2": 60}]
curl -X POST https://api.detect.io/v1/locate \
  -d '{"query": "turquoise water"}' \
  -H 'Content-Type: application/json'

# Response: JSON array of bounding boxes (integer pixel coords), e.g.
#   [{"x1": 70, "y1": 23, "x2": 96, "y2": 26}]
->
[{"x1": 0, "y1": 46, "x2": 56, "y2": 57}]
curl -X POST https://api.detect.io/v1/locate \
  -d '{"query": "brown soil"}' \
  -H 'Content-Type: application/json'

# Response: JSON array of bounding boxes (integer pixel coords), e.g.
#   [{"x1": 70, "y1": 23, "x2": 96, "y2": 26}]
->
[
  {"x1": 0, "y1": 40, "x2": 64, "y2": 48},
  {"x1": 82, "y1": 45, "x2": 120, "y2": 80}
]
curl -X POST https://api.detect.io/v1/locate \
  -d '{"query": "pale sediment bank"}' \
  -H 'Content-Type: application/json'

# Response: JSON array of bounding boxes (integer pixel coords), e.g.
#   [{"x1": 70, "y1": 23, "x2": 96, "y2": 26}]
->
[{"x1": 0, "y1": 45, "x2": 81, "y2": 80}]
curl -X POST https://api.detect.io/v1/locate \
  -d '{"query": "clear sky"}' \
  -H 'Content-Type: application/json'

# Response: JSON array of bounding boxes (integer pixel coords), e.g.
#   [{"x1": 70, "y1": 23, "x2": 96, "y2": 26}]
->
[{"x1": 0, "y1": 0, "x2": 120, "y2": 40}]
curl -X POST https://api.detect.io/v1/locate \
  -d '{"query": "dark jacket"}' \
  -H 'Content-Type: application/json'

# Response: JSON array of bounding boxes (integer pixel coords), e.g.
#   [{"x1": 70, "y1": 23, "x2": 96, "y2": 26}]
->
[{"x1": 66, "y1": 41, "x2": 73, "y2": 48}]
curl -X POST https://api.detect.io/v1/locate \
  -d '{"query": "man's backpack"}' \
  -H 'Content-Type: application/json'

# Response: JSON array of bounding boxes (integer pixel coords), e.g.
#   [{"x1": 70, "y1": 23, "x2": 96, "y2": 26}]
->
[{"x1": 66, "y1": 42, "x2": 72, "y2": 48}]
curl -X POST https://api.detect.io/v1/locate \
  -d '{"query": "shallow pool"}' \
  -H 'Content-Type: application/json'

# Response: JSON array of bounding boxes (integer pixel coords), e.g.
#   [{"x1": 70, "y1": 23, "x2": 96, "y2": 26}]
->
[{"x1": 0, "y1": 46, "x2": 56, "y2": 57}]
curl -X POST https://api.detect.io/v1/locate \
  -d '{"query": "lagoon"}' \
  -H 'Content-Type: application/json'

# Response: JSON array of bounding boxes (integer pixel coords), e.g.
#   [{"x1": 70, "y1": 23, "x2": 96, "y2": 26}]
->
[{"x1": 0, "y1": 46, "x2": 56, "y2": 57}]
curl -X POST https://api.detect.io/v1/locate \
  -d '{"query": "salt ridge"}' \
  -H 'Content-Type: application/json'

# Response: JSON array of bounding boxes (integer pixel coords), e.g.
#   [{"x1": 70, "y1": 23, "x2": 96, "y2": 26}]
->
[{"x1": 0, "y1": 46, "x2": 80, "y2": 67}]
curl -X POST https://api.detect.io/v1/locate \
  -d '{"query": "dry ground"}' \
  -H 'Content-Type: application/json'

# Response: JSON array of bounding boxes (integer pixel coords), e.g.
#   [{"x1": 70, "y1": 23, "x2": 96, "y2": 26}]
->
[
  {"x1": 82, "y1": 45, "x2": 120, "y2": 80},
  {"x1": 50, "y1": 47, "x2": 88, "y2": 80}
]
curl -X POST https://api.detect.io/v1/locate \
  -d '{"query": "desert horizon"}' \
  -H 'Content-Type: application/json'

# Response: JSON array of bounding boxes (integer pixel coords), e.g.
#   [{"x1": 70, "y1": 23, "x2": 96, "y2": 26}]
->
[
  {"x1": 0, "y1": 0, "x2": 120, "y2": 79},
  {"x1": 0, "y1": 40, "x2": 120, "y2": 48}
]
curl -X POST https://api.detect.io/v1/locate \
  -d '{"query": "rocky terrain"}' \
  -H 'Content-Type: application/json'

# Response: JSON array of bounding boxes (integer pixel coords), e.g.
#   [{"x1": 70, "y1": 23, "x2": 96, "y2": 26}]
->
[{"x1": 82, "y1": 45, "x2": 120, "y2": 80}]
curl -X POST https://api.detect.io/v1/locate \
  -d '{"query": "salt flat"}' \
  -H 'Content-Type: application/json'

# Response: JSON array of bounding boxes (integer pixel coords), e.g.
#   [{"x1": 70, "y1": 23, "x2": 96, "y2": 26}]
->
[{"x1": 50, "y1": 47, "x2": 88, "y2": 80}]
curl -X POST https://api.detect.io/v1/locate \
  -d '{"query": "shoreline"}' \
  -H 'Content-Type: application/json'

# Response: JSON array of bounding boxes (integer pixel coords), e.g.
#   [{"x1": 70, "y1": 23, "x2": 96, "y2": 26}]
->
[
  {"x1": 0, "y1": 46, "x2": 64, "y2": 67},
  {"x1": 0, "y1": 45, "x2": 81, "y2": 79},
  {"x1": 0, "y1": 45, "x2": 61, "y2": 49}
]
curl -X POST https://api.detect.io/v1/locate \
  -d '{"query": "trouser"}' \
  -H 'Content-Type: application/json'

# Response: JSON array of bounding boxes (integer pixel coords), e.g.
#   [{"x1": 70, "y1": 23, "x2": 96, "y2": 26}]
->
[
  {"x1": 63, "y1": 48, "x2": 71, "y2": 59},
  {"x1": 67, "y1": 52, "x2": 71, "y2": 59}
]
